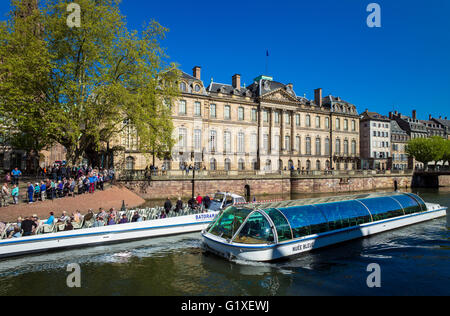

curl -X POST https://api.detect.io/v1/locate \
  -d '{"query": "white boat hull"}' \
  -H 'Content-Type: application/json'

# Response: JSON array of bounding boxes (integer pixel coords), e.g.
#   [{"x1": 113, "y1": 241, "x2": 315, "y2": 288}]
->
[
  {"x1": 202, "y1": 208, "x2": 447, "y2": 262},
  {"x1": 0, "y1": 212, "x2": 219, "y2": 259}
]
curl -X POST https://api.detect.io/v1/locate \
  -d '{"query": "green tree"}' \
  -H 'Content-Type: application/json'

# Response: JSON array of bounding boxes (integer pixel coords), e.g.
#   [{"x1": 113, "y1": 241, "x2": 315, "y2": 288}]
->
[
  {"x1": 0, "y1": 0, "x2": 179, "y2": 167},
  {"x1": 406, "y1": 137, "x2": 445, "y2": 170}
]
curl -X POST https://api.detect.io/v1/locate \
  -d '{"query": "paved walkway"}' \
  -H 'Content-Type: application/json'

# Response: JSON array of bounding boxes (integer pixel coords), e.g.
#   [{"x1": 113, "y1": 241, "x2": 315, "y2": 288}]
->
[{"x1": 0, "y1": 185, "x2": 145, "y2": 223}]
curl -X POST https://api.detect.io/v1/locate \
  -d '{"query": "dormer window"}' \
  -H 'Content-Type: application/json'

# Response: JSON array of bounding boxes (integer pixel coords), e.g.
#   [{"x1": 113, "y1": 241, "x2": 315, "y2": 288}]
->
[
  {"x1": 180, "y1": 82, "x2": 187, "y2": 92},
  {"x1": 194, "y1": 84, "x2": 201, "y2": 92}
]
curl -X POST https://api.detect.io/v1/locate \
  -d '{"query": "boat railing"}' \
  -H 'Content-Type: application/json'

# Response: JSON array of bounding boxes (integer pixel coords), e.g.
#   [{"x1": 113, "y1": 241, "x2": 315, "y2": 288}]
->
[{"x1": 0, "y1": 205, "x2": 210, "y2": 240}]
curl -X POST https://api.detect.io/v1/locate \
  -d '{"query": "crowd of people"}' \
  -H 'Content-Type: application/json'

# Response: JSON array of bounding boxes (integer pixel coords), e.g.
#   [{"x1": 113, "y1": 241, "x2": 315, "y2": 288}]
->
[{"x1": 0, "y1": 165, "x2": 115, "y2": 207}]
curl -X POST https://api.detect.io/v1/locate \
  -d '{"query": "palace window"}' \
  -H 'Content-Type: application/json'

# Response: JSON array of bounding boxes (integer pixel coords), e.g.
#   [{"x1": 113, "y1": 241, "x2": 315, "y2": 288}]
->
[
  {"x1": 238, "y1": 159, "x2": 245, "y2": 171},
  {"x1": 285, "y1": 113, "x2": 290, "y2": 125},
  {"x1": 335, "y1": 139, "x2": 341, "y2": 154},
  {"x1": 296, "y1": 136, "x2": 301, "y2": 153},
  {"x1": 251, "y1": 109, "x2": 257, "y2": 122},
  {"x1": 285, "y1": 136, "x2": 291, "y2": 151},
  {"x1": 178, "y1": 128, "x2": 187, "y2": 148},
  {"x1": 325, "y1": 138, "x2": 330, "y2": 156},
  {"x1": 180, "y1": 82, "x2": 187, "y2": 92},
  {"x1": 316, "y1": 138, "x2": 321, "y2": 156},
  {"x1": 335, "y1": 118, "x2": 340, "y2": 130},
  {"x1": 238, "y1": 132, "x2": 245, "y2": 153},
  {"x1": 224, "y1": 131, "x2": 231, "y2": 153},
  {"x1": 125, "y1": 157, "x2": 135, "y2": 170},
  {"x1": 344, "y1": 119, "x2": 348, "y2": 131},
  {"x1": 179, "y1": 100, "x2": 186, "y2": 115},
  {"x1": 210, "y1": 104, "x2": 216, "y2": 118},
  {"x1": 209, "y1": 130, "x2": 217, "y2": 152},
  {"x1": 194, "y1": 102, "x2": 201, "y2": 116},
  {"x1": 274, "y1": 112, "x2": 280, "y2": 124},
  {"x1": 316, "y1": 116, "x2": 321, "y2": 128},
  {"x1": 325, "y1": 117, "x2": 330, "y2": 129},
  {"x1": 344, "y1": 140, "x2": 349, "y2": 155},
  {"x1": 351, "y1": 120, "x2": 356, "y2": 131},
  {"x1": 306, "y1": 115, "x2": 311, "y2": 127},
  {"x1": 224, "y1": 105, "x2": 231, "y2": 120},
  {"x1": 306, "y1": 137, "x2": 311, "y2": 155},
  {"x1": 238, "y1": 107, "x2": 244, "y2": 121},
  {"x1": 194, "y1": 129, "x2": 202, "y2": 151},
  {"x1": 296, "y1": 114, "x2": 300, "y2": 126},
  {"x1": 351, "y1": 140, "x2": 357, "y2": 155}
]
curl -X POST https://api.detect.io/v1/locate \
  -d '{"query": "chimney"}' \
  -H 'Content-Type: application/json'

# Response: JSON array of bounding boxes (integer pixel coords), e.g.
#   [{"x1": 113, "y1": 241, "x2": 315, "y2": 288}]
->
[
  {"x1": 232, "y1": 74, "x2": 241, "y2": 90},
  {"x1": 193, "y1": 66, "x2": 201, "y2": 80},
  {"x1": 412, "y1": 110, "x2": 417, "y2": 120},
  {"x1": 429, "y1": 114, "x2": 432, "y2": 120},
  {"x1": 314, "y1": 88, "x2": 323, "y2": 107},
  {"x1": 439, "y1": 116, "x2": 442, "y2": 119},
  {"x1": 389, "y1": 112, "x2": 393, "y2": 119}
]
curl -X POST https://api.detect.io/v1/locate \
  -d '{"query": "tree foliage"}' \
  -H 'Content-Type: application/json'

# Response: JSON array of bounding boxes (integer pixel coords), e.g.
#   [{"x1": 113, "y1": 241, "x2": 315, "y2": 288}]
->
[
  {"x1": 0, "y1": 0, "x2": 180, "y2": 166},
  {"x1": 406, "y1": 136, "x2": 448, "y2": 169}
]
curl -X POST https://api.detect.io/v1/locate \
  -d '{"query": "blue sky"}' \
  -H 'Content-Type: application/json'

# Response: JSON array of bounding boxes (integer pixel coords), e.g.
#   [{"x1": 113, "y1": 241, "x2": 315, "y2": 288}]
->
[{"x1": 1, "y1": 0, "x2": 449, "y2": 118}]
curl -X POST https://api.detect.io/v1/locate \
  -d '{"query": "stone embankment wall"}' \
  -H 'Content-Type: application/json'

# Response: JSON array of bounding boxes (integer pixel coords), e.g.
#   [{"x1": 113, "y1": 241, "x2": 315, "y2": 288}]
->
[{"x1": 122, "y1": 174, "x2": 412, "y2": 200}]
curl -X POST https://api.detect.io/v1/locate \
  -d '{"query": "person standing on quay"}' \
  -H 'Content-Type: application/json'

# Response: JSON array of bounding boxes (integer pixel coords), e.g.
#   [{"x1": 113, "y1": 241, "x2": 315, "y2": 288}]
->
[
  {"x1": 1, "y1": 183, "x2": 10, "y2": 207},
  {"x1": 11, "y1": 168, "x2": 22, "y2": 185},
  {"x1": 27, "y1": 183, "x2": 34, "y2": 203},
  {"x1": 11, "y1": 184, "x2": 19, "y2": 205}
]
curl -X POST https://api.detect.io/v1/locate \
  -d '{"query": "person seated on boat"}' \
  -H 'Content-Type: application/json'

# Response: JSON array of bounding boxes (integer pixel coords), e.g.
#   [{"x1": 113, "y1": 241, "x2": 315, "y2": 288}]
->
[
  {"x1": 164, "y1": 198, "x2": 172, "y2": 214},
  {"x1": 118, "y1": 214, "x2": 128, "y2": 224},
  {"x1": 64, "y1": 220, "x2": 74, "y2": 231},
  {"x1": 196, "y1": 194, "x2": 203, "y2": 206},
  {"x1": 107, "y1": 215, "x2": 116, "y2": 226},
  {"x1": 203, "y1": 195, "x2": 211, "y2": 209},
  {"x1": 58, "y1": 211, "x2": 69, "y2": 223},
  {"x1": 175, "y1": 197, "x2": 183, "y2": 213},
  {"x1": 160, "y1": 210, "x2": 167, "y2": 219},
  {"x1": 131, "y1": 211, "x2": 142, "y2": 222},
  {"x1": 72, "y1": 210, "x2": 83, "y2": 224},
  {"x1": 0, "y1": 221, "x2": 6, "y2": 237},
  {"x1": 98, "y1": 207, "x2": 107, "y2": 219},
  {"x1": 93, "y1": 216, "x2": 105, "y2": 227},
  {"x1": 45, "y1": 212, "x2": 55, "y2": 225},
  {"x1": 188, "y1": 197, "x2": 197, "y2": 210},
  {"x1": 21, "y1": 216, "x2": 37, "y2": 237},
  {"x1": 109, "y1": 208, "x2": 117, "y2": 218},
  {"x1": 9, "y1": 226, "x2": 22, "y2": 238}
]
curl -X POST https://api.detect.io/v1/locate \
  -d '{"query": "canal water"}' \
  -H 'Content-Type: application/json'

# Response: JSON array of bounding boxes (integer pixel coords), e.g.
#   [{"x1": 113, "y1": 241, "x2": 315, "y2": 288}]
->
[{"x1": 0, "y1": 188, "x2": 448, "y2": 296}]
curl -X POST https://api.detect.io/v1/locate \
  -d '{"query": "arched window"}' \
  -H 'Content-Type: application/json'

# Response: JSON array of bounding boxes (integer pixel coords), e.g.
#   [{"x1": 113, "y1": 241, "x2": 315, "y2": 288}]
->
[
  {"x1": 180, "y1": 82, "x2": 187, "y2": 92},
  {"x1": 238, "y1": 159, "x2": 245, "y2": 171},
  {"x1": 306, "y1": 137, "x2": 311, "y2": 155},
  {"x1": 252, "y1": 159, "x2": 258, "y2": 171},
  {"x1": 238, "y1": 107, "x2": 244, "y2": 121},
  {"x1": 335, "y1": 139, "x2": 341, "y2": 154},
  {"x1": 316, "y1": 160, "x2": 321, "y2": 170},
  {"x1": 335, "y1": 118, "x2": 340, "y2": 130},
  {"x1": 325, "y1": 160, "x2": 330, "y2": 170},
  {"x1": 288, "y1": 160, "x2": 294, "y2": 170},
  {"x1": 315, "y1": 138, "x2": 321, "y2": 156},
  {"x1": 325, "y1": 138, "x2": 330, "y2": 155},
  {"x1": 210, "y1": 158, "x2": 217, "y2": 171},
  {"x1": 315, "y1": 116, "x2": 321, "y2": 128},
  {"x1": 224, "y1": 105, "x2": 231, "y2": 120},
  {"x1": 344, "y1": 139, "x2": 349, "y2": 155},
  {"x1": 306, "y1": 115, "x2": 311, "y2": 127},
  {"x1": 224, "y1": 158, "x2": 231, "y2": 171},
  {"x1": 278, "y1": 159, "x2": 283, "y2": 171},
  {"x1": 306, "y1": 160, "x2": 311, "y2": 170},
  {"x1": 351, "y1": 140, "x2": 357, "y2": 155},
  {"x1": 126, "y1": 156, "x2": 135, "y2": 170}
]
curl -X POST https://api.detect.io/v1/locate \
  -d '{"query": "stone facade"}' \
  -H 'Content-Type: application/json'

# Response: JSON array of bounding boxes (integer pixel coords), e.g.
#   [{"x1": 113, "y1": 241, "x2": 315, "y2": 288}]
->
[
  {"x1": 123, "y1": 173, "x2": 412, "y2": 200},
  {"x1": 116, "y1": 67, "x2": 360, "y2": 173}
]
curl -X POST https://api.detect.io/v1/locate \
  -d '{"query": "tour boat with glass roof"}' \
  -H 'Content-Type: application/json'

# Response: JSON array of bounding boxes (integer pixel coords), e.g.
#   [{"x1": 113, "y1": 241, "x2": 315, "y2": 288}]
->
[{"x1": 201, "y1": 192, "x2": 448, "y2": 262}]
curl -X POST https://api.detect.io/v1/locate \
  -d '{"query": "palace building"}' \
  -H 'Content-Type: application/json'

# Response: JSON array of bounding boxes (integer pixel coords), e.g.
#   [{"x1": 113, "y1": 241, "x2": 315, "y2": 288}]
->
[{"x1": 117, "y1": 66, "x2": 360, "y2": 172}]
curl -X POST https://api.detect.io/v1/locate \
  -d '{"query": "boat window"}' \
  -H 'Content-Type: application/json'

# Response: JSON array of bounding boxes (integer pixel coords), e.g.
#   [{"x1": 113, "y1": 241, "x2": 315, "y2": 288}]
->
[
  {"x1": 233, "y1": 211, "x2": 275, "y2": 244},
  {"x1": 313, "y1": 200, "x2": 372, "y2": 231},
  {"x1": 213, "y1": 193, "x2": 225, "y2": 202},
  {"x1": 278, "y1": 205, "x2": 328, "y2": 238},
  {"x1": 357, "y1": 197, "x2": 404, "y2": 221},
  {"x1": 404, "y1": 193, "x2": 427, "y2": 212},
  {"x1": 263, "y1": 208, "x2": 292, "y2": 242},
  {"x1": 391, "y1": 194, "x2": 423, "y2": 214},
  {"x1": 208, "y1": 207, "x2": 251, "y2": 240},
  {"x1": 224, "y1": 196, "x2": 233, "y2": 207}
]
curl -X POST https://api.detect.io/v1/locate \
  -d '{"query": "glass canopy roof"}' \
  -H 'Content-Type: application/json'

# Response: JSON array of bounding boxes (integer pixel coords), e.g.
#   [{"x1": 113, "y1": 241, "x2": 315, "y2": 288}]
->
[{"x1": 207, "y1": 192, "x2": 427, "y2": 245}]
